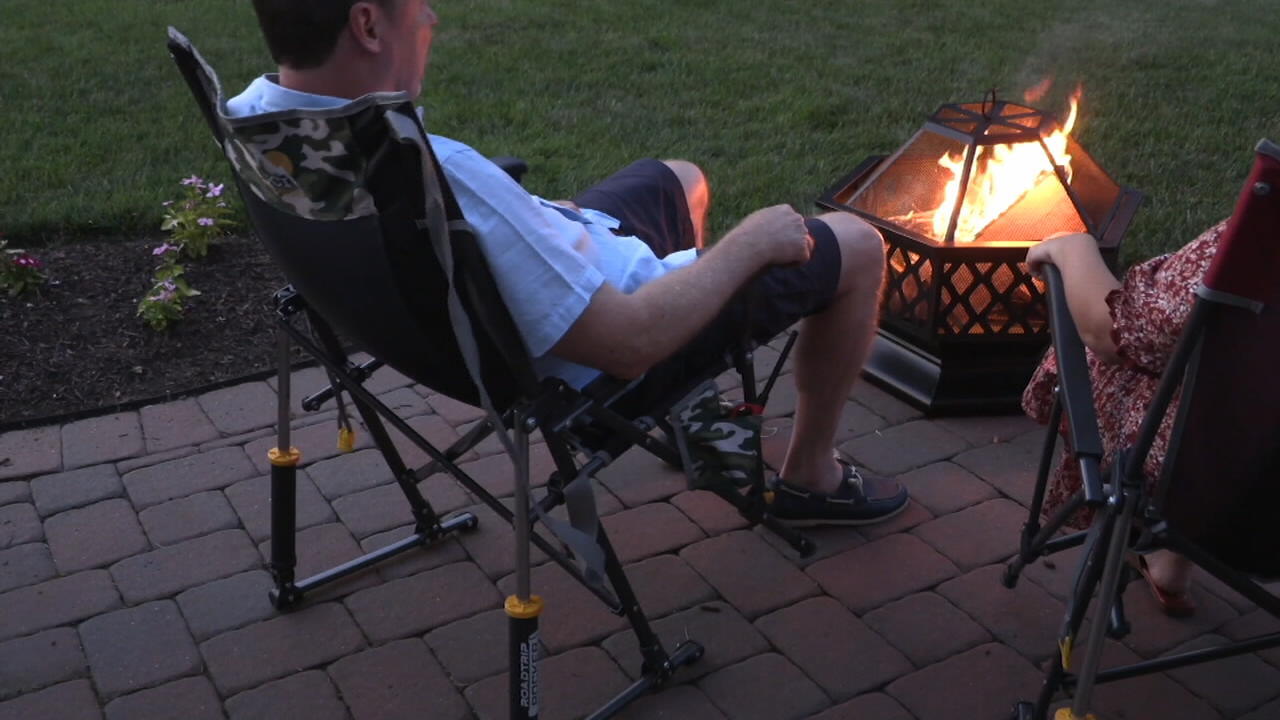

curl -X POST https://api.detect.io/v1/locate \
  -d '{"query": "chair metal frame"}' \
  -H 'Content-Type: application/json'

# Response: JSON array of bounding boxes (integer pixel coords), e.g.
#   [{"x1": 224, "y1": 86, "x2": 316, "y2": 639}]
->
[{"x1": 167, "y1": 28, "x2": 814, "y2": 720}]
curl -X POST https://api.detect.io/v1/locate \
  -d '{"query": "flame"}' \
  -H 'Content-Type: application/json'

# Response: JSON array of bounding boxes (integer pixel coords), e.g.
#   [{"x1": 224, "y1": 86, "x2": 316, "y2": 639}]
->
[{"x1": 930, "y1": 88, "x2": 1081, "y2": 243}]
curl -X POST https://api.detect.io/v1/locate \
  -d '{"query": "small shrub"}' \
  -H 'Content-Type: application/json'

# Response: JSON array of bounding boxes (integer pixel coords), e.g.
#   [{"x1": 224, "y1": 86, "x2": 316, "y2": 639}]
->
[
  {"x1": 0, "y1": 235, "x2": 47, "y2": 296},
  {"x1": 137, "y1": 243, "x2": 201, "y2": 331},
  {"x1": 137, "y1": 176, "x2": 233, "y2": 331},
  {"x1": 161, "y1": 175, "x2": 235, "y2": 259}
]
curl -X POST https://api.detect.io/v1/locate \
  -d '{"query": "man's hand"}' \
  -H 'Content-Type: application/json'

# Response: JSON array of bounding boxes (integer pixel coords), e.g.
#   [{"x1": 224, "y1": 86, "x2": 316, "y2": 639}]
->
[{"x1": 722, "y1": 204, "x2": 813, "y2": 267}]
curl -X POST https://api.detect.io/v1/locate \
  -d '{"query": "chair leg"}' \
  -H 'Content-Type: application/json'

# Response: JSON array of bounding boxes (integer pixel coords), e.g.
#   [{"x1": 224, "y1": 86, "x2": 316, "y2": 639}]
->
[
  {"x1": 267, "y1": 452, "x2": 302, "y2": 610},
  {"x1": 1006, "y1": 493, "x2": 1087, "y2": 589},
  {"x1": 579, "y1": 527, "x2": 702, "y2": 720},
  {"x1": 267, "y1": 312, "x2": 479, "y2": 610},
  {"x1": 1013, "y1": 491, "x2": 1118, "y2": 719},
  {"x1": 1106, "y1": 580, "x2": 1131, "y2": 640},
  {"x1": 1062, "y1": 490, "x2": 1141, "y2": 719},
  {"x1": 1007, "y1": 400, "x2": 1067, "y2": 589},
  {"x1": 267, "y1": 320, "x2": 302, "y2": 609},
  {"x1": 508, "y1": 411, "x2": 543, "y2": 720}
]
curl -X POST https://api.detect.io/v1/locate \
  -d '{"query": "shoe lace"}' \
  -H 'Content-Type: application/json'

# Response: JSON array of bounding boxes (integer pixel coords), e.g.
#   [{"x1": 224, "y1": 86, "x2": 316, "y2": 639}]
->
[{"x1": 845, "y1": 465, "x2": 866, "y2": 493}]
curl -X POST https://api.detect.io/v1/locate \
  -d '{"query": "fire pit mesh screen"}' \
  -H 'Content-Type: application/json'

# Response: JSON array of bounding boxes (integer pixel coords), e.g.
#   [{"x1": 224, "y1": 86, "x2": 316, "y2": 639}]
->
[
  {"x1": 850, "y1": 130, "x2": 962, "y2": 234},
  {"x1": 885, "y1": 254, "x2": 1048, "y2": 336},
  {"x1": 885, "y1": 246, "x2": 931, "y2": 324},
  {"x1": 1064, "y1": 134, "x2": 1124, "y2": 231},
  {"x1": 937, "y1": 261, "x2": 1046, "y2": 335},
  {"x1": 848, "y1": 101, "x2": 1124, "y2": 245}
]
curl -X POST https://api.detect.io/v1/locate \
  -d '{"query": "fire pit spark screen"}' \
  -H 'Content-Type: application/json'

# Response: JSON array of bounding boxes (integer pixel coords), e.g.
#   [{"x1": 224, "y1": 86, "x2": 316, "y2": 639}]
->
[{"x1": 819, "y1": 91, "x2": 1143, "y2": 414}]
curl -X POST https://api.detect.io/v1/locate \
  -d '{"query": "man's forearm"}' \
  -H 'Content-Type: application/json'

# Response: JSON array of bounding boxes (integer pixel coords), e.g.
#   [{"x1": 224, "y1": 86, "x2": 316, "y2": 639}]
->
[
  {"x1": 626, "y1": 237, "x2": 770, "y2": 365},
  {"x1": 550, "y1": 235, "x2": 770, "y2": 378},
  {"x1": 550, "y1": 203, "x2": 812, "y2": 379}
]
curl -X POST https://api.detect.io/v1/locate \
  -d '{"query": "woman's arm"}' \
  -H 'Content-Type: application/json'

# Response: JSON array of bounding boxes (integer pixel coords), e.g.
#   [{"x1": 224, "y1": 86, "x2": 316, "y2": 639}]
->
[{"x1": 1026, "y1": 233, "x2": 1121, "y2": 362}]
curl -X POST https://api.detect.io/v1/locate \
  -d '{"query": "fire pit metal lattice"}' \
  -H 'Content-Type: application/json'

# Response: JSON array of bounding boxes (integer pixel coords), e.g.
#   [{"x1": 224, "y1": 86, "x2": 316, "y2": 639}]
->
[{"x1": 819, "y1": 96, "x2": 1143, "y2": 414}]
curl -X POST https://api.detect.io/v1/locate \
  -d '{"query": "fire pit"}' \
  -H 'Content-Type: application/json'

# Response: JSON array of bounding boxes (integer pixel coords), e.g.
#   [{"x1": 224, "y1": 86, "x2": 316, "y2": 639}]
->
[{"x1": 818, "y1": 91, "x2": 1142, "y2": 414}]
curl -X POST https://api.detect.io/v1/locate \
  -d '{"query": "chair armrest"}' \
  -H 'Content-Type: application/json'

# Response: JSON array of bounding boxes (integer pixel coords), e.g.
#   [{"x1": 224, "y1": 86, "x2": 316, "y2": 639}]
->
[
  {"x1": 490, "y1": 156, "x2": 529, "y2": 185},
  {"x1": 1042, "y1": 264, "x2": 1107, "y2": 503}
]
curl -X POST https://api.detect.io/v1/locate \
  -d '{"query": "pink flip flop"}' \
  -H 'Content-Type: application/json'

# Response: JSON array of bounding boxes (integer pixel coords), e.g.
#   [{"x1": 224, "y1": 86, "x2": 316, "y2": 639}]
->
[{"x1": 1130, "y1": 554, "x2": 1196, "y2": 618}]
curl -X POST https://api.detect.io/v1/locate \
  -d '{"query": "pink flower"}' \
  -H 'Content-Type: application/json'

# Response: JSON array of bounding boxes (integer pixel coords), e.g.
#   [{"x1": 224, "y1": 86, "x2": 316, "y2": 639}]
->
[
  {"x1": 180, "y1": 175, "x2": 204, "y2": 187},
  {"x1": 14, "y1": 254, "x2": 41, "y2": 269},
  {"x1": 205, "y1": 183, "x2": 224, "y2": 198},
  {"x1": 152, "y1": 243, "x2": 178, "y2": 256},
  {"x1": 197, "y1": 218, "x2": 215, "y2": 227}
]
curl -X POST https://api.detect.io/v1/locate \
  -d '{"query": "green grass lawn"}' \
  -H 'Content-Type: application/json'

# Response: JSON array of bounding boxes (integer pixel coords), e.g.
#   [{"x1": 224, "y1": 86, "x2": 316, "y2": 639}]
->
[{"x1": 2, "y1": 0, "x2": 1276, "y2": 262}]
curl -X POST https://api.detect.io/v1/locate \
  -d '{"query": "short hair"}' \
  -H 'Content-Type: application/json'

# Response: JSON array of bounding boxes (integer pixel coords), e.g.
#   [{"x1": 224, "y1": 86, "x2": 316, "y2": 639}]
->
[{"x1": 249, "y1": 0, "x2": 395, "y2": 69}]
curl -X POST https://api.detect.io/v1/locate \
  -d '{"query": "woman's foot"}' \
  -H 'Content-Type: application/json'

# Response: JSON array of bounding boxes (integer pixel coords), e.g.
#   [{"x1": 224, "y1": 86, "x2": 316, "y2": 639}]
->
[{"x1": 1131, "y1": 550, "x2": 1196, "y2": 618}]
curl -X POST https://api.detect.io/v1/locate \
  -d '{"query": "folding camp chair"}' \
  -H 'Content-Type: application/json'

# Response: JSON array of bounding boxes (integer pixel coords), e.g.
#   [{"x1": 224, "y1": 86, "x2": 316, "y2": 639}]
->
[
  {"x1": 1002, "y1": 138, "x2": 1280, "y2": 720},
  {"x1": 167, "y1": 28, "x2": 816, "y2": 720}
]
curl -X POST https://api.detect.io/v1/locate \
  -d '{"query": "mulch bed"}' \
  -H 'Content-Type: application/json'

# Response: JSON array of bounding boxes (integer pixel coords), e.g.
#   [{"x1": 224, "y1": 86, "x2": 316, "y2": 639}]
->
[{"x1": 0, "y1": 235, "x2": 293, "y2": 430}]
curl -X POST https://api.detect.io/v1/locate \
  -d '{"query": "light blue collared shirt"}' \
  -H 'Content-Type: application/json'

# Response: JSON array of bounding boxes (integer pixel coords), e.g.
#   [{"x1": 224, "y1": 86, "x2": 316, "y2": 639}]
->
[{"x1": 228, "y1": 76, "x2": 697, "y2": 388}]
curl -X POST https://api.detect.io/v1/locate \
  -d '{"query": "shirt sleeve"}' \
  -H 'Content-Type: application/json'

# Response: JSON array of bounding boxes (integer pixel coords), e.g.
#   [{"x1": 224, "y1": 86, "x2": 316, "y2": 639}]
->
[{"x1": 435, "y1": 142, "x2": 606, "y2": 357}]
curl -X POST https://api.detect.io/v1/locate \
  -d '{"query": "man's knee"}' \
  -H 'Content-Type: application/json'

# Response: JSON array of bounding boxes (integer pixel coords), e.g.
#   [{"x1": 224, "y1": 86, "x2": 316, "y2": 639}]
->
[
  {"x1": 663, "y1": 159, "x2": 709, "y2": 247},
  {"x1": 661, "y1": 159, "x2": 707, "y2": 200},
  {"x1": 818, "y1": 212, "x2": 885, "y2": 282}
]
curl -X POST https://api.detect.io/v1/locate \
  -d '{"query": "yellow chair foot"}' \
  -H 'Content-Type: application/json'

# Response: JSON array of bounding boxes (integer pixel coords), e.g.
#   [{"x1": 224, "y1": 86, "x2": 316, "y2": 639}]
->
[{"x1": 337, "y1": 427, "x2": 356, "y2": 452}]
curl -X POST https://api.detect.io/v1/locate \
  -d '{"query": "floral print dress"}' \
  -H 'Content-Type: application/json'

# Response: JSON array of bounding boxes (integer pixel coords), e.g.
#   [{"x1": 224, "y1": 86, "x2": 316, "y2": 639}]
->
[{"x1": 1021, "y1": 221, "x2": 1227, "y2": 528}]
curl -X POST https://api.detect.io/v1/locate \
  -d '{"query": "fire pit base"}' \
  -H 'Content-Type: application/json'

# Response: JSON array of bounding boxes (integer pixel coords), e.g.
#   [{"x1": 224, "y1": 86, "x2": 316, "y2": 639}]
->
[{"x1": 863, "y1": 330, "x2": 1048, "y2": 415}]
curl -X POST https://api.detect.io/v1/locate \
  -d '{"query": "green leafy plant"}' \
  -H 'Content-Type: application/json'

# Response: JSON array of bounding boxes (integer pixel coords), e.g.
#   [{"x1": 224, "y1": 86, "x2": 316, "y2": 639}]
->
[
  {"x1": 160, "y1": 175, "x2": 235, "y2": 259},
  {"x1": 138, "y1": 176, "x2": 232, "y2": 330},
  {"x1": 0, "y1": 234, "x2": 46, "y2": 296},
  {"x1": 136, "y1": 243, "x2": 201, "y2": 331}
]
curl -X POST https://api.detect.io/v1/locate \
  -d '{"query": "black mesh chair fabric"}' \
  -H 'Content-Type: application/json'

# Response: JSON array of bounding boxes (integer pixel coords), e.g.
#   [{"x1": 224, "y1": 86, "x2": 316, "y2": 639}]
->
[
  {"x1": 167, "y1": 28, "x2": 531, "y2": 410},
  {"x1": 1160, "y1": 282, "x2": 1280, "y2": 576}
]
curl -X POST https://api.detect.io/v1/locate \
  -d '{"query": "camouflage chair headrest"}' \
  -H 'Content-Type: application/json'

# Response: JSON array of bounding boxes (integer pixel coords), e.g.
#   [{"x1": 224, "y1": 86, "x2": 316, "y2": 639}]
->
[{"x1": 167, "y1": 27, "x2": 422, "y2": 222}]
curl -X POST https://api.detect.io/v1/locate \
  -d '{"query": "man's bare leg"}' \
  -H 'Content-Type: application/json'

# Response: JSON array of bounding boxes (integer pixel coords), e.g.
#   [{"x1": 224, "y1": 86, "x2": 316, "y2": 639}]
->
[
  {"x1": 779, "y1": 212, "x2": 885, "y2": 493},
  {"x1": 657, "y1": 165, "x2": 880, "y2": 495},
  {"x1": 663, "y1": 159, "x2": 709, "y2": 249}
]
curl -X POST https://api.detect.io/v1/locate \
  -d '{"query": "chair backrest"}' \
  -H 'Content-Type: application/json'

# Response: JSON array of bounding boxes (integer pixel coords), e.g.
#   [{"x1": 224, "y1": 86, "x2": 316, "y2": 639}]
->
[
  {"x1": 166, "y1": 28, "x2": 537, "y2": 410},
  {"x1": 1159, "y1": 139, "x2": 1280, "y2": 576}
]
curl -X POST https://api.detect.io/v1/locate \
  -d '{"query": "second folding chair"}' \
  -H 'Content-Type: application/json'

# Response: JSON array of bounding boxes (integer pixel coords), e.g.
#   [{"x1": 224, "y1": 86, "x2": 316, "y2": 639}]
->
[{"x1": 1003, "y1": 138, "x2": 1280, "y2": 720}]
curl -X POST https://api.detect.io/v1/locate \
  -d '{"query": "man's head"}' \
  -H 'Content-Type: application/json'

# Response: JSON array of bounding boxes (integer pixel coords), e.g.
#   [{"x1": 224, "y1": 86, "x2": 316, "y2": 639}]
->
[{"x1": 249, "y1": 0, "x2": 438, "y2": 98}]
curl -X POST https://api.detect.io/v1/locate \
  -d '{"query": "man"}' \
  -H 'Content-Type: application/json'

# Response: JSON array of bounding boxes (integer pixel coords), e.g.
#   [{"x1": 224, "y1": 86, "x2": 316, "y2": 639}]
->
[{"x1": 230, "y1": 0, "x2": 908, "y2": 525}]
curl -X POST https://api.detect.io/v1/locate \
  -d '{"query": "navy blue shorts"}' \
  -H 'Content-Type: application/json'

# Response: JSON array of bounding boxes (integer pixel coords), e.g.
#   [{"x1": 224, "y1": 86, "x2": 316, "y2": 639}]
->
[{"x1": 574, "y1": 159, "x2": 842, "y2": 407}]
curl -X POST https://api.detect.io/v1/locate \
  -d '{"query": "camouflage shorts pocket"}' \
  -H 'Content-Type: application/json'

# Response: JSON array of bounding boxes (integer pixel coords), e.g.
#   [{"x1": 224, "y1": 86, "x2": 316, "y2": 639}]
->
[{"x1": 673, "y1": 381, "x2": 764, "y2": 491}]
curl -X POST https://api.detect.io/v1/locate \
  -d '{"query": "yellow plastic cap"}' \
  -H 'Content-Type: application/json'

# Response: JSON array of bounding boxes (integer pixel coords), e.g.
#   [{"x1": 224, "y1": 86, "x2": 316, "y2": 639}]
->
[
  {"x1": 337, "y1": 427, "x2": 356, "y2": 453},
  {"x1": 505, "y1": 595, "x2": 544, "y2": 619},
  {"x1": 267, "y1": 447, "x2": 301, "y2": 467}
]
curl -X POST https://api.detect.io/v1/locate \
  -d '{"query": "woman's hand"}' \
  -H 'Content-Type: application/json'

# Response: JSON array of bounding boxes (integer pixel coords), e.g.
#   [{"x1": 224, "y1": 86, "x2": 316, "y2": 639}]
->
[
  {"x1": 1026, "y1": 232, "x2": 1097, "y2": 273},
  {"x1": 1026, "y1": 231, "x2": 1121, "y2": 361}
]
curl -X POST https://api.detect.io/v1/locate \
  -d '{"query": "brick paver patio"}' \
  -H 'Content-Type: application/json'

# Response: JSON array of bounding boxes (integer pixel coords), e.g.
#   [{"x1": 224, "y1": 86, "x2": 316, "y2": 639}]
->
[{"x1": 3, "y1": 356, "x2": 1278, "y2": 720}]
